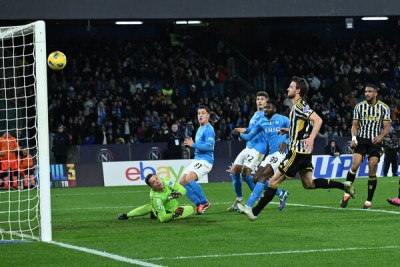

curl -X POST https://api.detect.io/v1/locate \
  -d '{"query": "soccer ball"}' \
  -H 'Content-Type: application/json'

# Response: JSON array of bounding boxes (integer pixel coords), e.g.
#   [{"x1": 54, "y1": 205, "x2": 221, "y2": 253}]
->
[{"x1": 47, "y1": 51, "x2": 67, "y2": 70}]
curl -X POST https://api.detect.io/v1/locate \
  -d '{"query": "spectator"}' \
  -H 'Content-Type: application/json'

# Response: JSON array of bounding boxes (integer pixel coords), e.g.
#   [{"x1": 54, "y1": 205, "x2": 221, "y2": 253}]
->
[
  {"x1": 164, "y1": 123, "x2": 185, "y2": 159},
  {"x1": 52, "y1": 124, "x2": 70, "y2": 164},
  {"x1": 324, "y1": 139, "x2": 342, "y2": 157}
]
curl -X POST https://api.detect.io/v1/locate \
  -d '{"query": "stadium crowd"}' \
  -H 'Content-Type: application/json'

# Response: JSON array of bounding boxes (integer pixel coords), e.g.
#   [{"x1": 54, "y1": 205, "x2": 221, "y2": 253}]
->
[{"x1": 47, "y1": 29, "x2": 400, "y2": 145}]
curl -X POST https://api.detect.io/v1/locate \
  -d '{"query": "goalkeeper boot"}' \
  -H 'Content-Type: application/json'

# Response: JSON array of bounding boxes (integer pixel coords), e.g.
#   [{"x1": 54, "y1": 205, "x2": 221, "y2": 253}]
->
[
  {"x1": 236, "y1": 203, "x2": 258, "y2": 221},
  {"x1": 340, "y1": 194, "x2": 350, "y2": 208},
  {"x1": 387, "y1": 197, "x2": 400, "y2": 206},
  {"x1": 117, "y1": 213, "x2": 129, "y2": 220},
  {"x1": 278, "y1": 190, "x2": 289, "y2": 211}
]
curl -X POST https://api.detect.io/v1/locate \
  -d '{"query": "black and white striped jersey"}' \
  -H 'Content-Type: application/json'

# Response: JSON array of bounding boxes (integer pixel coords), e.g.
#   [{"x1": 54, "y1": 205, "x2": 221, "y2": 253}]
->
[
  {"x1": 288, "y1": 98, "x2": 314, "y2": 153},
  {"x1": 353, "y1": 100, "x2": 390, "y2": 139}
]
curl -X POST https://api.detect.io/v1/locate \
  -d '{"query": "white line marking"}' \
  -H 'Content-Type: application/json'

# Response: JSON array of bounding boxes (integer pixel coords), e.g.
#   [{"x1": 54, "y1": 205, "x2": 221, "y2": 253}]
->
[
  {"x1": 49, "y1": 241, "x2": 166, "y2": 267},
  {"x1": 52, "y1": 201, "x2": 400, "y2": 215},
  {"x1": 140, "y1": 245, "x2": 400, "y2": 261}
]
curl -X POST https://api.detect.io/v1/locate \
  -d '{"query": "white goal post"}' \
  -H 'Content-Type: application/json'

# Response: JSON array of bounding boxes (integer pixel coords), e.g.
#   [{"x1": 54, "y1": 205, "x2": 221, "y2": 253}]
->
[{"x1": 0, "y1": 21, "x2": 51, "y2": 242}]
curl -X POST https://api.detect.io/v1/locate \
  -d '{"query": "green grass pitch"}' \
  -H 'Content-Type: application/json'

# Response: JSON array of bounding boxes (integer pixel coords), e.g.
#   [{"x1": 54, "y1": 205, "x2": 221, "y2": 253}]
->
[{"x1": 1, "y1": 177, "x2": 400, "y2": 266}]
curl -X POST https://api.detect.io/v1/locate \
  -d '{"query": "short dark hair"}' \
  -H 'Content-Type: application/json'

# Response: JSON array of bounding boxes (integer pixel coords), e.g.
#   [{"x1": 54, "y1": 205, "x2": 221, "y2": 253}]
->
[
  {"x1": 292, "y1": 76, "x2": 309, "y2": 97},
  {"x1": 267, "y1": 99, "x2": 277, "y2": 108},
  {"x1": 198, "y1": 105, "x2": 211, "y2": 114},
  {"x1": 365, "y1": 84, "x2": 379, "y2": 92},
  {"x1": 145, "y1": 173, "x2": 154, "y2": 186},
  {"x1": 256, "y1": 91, "x2": 269, "y2": 98}
]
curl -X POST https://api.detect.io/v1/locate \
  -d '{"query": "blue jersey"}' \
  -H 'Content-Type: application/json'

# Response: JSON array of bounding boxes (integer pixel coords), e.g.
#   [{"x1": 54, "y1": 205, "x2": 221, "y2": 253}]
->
[
  {"x1": 245, "y1": 110, "x2": 265, "y2": 150},
  {"x1": 192, "y1": 123, "x2": 215, "y2": 165},
  {"x1": 240, "y1": 116, "x2": 268, "y2": 154},
  {"x1": 264, "y1": 114, "x2": 290, "y2": 154}
]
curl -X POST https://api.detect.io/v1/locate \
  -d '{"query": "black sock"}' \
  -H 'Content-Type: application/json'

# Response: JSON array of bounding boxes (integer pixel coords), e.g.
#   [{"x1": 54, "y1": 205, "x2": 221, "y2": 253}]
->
[
  {"x1": 346, "y1": 170, "x2": 356, "y2": 183},
  {"x1": 252, "y1": 187, "x2": 277, "y2": 216},
  {"x1": 314, "y1": 178, "x2": 344, "y2": 189},
  {"x1": 367, "y1": 176, "x2": 377, "y2": 202}
]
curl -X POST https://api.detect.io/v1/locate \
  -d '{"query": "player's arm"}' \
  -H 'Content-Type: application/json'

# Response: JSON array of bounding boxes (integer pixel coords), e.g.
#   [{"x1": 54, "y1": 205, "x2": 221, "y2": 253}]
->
[
  {"x1": 303, "y1": 112, "x2": 323, "y2": 152},
  {"x1": 150, "y1": 196, "x2": 174, "y2": 223},
  {"x1": 351, "y1": 119, "x2": 359, "y2": 147},
  {"x1": 240, "y1": 124, "x2": 262, "y2": 141},
  {"x1": 372, "y1": 120, "x2": 391, "y2": 144},
  {"x1": 169, "y1": 181, "x2": 187, "y2": 199},
  {"x1": 191, "y1": 129, "x2": 215, "y2": 151}
]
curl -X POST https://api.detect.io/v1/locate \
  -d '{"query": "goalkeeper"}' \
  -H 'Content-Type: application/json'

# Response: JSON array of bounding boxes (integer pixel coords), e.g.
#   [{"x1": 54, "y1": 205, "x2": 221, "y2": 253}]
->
[{"x1": 117, "y1": 174, "x2": 194, "y2": 222}]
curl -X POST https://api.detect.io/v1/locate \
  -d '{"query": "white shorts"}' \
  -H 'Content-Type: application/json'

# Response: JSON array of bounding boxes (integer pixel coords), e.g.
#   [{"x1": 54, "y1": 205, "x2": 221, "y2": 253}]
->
[
  {"x1": 183, "y1": 160, "x2": 212, "y2": 180},
  {"x1": 233, "y1": 148, "x2": 264, "y2": 172},
  {"x1": 259, "y1": 151, "x2": 286, "y2": 171}
]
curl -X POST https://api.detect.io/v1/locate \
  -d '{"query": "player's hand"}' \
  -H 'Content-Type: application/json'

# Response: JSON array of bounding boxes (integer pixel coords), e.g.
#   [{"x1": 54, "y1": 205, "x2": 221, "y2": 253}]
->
[
  {"x1": 302, "y1": 137, "x2": 314, "y2": 153},
  {"x1": 173, "y1": 207, "x2": 184, "y2": 218},
  {"x1": 184, "y1": 137, "x2": 194, "y2": 147},
  {"x1": 278, "y1": 127, "x2": 289, "y2": 135},
  {"x1": 278, "y1": 142, "x2": 287, "y2": 153},
  {"x1": 168, "y1": 192, "x2": 182, "y2": 200},
  {"x1": 372, "y1": 135, "x2": 383, "y2": 144}
]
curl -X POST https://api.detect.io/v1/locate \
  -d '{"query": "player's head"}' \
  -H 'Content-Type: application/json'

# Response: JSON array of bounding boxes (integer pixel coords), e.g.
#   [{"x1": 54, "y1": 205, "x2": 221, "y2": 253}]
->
[
  {"x1": 256, "y1": 91, "x2": 269, "y2": 110},
  {"x1": 364, "y1": 84, "x2": 378, "y2": 103},
  {"x1": 288, "y1": 76, "x2": 309, "y2": 98},
  {"x1": 145, "y1": 174, "x2": 164, "y2": 191},
  {"x1": 264, "y1": 99, "x2": 277, "y2": 119},
  {"x1": 197, "y1": 105, "x2": 211, "y2": 126}
]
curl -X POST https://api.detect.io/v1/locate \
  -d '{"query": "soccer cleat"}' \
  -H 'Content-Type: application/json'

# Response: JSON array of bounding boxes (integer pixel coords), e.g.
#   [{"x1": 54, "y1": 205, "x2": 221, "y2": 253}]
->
[
  {"x1": 363, "y1": 201, "x2": 371, "y2": 209},
  {"x1": 278, "y1": 190, "x2": 289, "y2": 211},
  {"x1": 196, "y1": 201, "x2": 211, "y2": 214},
  {"x1": 340, "y1": 195, "x2": 350, "y2": 208},
  {"x1": 236, "y1": 203, "x2": 258, "y2": 221},
  {"x1": 227, "y1": 200, "x2": 244, "y2": 212},
  {"x1": 117, "y1": 213, "x2": 128, "y2": 220},
  {"x1": 343, "y1": 181, "x2": 356, "y2": 199},
  {"x1": 387, "y1": 197, "x2": 400, "y2": 206}
]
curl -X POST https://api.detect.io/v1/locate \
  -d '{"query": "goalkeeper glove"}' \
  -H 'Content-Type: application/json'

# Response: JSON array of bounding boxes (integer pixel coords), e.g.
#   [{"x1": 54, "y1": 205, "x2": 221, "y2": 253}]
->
[
  {"x1": 168, "y1": 192, "x2": 182, "y2": 200},
  {"x1": 173, "y1": 207, "x2": 184, "y2": 219}
]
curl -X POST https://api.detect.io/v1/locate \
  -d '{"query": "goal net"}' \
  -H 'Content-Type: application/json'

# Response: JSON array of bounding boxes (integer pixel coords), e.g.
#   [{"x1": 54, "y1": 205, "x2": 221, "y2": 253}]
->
[{"x1": 0, "y1": 21, "x2": 51, "y2": 243}]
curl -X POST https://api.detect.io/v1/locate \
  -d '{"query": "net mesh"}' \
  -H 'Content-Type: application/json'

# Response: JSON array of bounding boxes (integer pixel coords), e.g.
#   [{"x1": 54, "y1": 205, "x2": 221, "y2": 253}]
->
[{"x1": 0, "y1": 23, "x2": 40, "y2": 242}]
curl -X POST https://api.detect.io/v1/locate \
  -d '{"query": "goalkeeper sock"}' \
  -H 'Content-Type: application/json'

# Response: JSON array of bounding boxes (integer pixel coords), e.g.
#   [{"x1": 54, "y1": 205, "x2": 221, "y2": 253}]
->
[
  {"x1": 231, "y1": 173, "x2": 242, "y2": 198},
  {"x1": 188, "y1": 181, "x2": 207, "y2": 204},
  {"x1": 243, "y1": 174, "x2": 255, "y2": 191},
  {"x1": 174, "y1": 205, "x2": 194, "y2": 220},
  {"x1": 184, "y1": 184, "x2": 201, "y2": 206},
  {"x1": 246, "y1": 182, "x2": 264, "y2": 207},
  {"x1": 127, "y1": 204, "x2": 152, "y2": 218}
]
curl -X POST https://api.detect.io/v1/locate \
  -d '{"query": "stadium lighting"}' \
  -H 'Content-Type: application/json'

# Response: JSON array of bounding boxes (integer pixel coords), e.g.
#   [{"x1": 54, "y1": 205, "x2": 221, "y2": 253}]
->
[
  {"x1": 361, "y1": 17, "x2": 388, "y2": 21},
  {"x1": 115, "y1": 21, "x2": 143, "y2": 25},
  {"x1": 188, "y1": 20, "x2": 202, "y2": 24},
  {"x1": 175, "y1": 20, "x2": 202, "y2": 25}
]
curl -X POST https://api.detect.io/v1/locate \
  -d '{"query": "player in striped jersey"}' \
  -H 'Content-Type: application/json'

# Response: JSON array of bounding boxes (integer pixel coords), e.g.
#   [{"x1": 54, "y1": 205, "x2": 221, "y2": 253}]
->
[
  {"x1": 340, "y1": 84, "x2": 391, "y2": 209},
  {"x1": 238, "y1": 76, "x2": 355, "y2": 221}
]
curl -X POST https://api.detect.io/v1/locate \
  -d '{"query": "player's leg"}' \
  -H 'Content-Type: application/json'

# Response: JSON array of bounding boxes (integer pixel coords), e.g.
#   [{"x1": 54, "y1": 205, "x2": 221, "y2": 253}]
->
[
  {"x1": 387, "y1": 177, "x2": 400, "y2": 206},
  {"x1": 180, "y1": 173, "x2": 202, "y2": 207},
  {"x1": 230, "y1": 149, "x2": 248, "y2": 204},
  {"x1": 340, "y1": 152, "x2": 363, "y2": 208},
  {"x1": 241, "y1": 149, "x2": 263, "y2": 191},
  {"x1": 364, "y1": 155, "x2": 380, "y2": 209},
  {"x1": 118, "y1": 204, "x2": 152, "y2": 220}
]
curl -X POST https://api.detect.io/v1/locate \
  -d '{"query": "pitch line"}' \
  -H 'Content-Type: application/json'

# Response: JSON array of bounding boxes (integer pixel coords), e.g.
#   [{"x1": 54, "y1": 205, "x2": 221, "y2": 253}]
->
[
  {"x1": 141, "y1": 245, "x2": 400, "y2": 261},
  {"x1": 52, "y1": 201, "x2": 400, "y2": 215},
  {"x1": 50, "y1": 240, "x2": 166, "y2": 267}
]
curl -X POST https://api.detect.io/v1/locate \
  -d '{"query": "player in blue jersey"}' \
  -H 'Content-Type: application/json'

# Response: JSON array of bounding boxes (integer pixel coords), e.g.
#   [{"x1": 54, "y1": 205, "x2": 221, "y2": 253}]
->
[
  {"x1": 242, "y1": 100, "x2": 290, "y2": 211},
  {"x1": 179, "y1": 105, "x2": 215, "y2": 214},
  {"x1": 227, "y1": 91, "x2": 268, "y2": 211}
]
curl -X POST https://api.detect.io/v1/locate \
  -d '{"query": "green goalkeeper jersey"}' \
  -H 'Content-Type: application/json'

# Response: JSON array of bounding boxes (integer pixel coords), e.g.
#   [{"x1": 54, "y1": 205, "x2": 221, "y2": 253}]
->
[{"x1": 149, "y1": 178, "x2": 186, "y2": 222}]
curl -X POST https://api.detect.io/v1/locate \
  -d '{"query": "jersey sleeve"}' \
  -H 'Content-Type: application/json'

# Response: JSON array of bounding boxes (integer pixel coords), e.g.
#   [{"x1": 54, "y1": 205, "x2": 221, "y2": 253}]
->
[
  {"x1": 150, "y1": 193, "x2": 174, "y2": 223},
  {"x1": 192, "y1": 126, "x2": 215, "y2": 151},
  {"x1": 169, "y1": 180, "x2": 187, "y2": 195}
]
